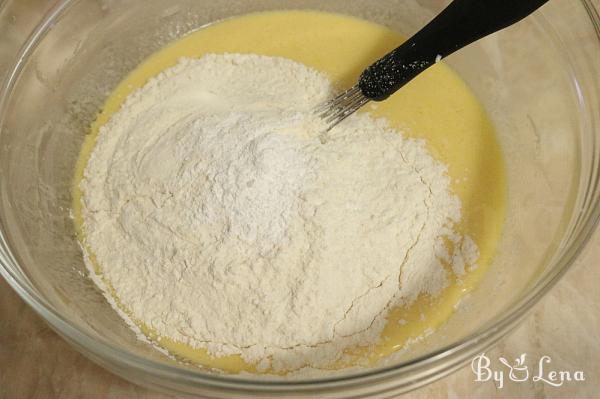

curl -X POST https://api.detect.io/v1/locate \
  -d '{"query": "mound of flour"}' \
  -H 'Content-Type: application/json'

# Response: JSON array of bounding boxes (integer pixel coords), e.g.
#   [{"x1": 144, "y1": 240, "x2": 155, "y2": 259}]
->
[{"x1": 80, "y1": 54, "x2": 478, "y2": 371}]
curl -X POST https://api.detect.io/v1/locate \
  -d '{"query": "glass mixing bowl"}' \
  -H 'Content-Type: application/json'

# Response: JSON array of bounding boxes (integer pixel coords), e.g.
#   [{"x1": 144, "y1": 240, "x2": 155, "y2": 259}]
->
[{"x1": 1, "y1": 0, "x2": 600, "y2": 397}]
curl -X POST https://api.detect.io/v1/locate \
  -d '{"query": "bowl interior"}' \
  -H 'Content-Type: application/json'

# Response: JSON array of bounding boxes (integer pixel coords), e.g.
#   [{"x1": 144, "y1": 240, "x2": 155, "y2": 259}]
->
[{"x1": 0, "y1": 0, "x2": 594, "y2": 384}]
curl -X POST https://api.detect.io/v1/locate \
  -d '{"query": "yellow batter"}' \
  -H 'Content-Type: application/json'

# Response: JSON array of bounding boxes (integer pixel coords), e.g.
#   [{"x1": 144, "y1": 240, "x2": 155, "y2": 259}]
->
[{"x1": 73, "y1": 10, "x2": 506, "y2": 372}]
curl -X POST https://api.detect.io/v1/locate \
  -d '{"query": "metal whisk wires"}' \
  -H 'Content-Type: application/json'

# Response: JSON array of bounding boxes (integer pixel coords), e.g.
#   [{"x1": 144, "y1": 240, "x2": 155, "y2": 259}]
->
[{"x1": 317, "y1": 85, "x2": 370, "y2": 134}]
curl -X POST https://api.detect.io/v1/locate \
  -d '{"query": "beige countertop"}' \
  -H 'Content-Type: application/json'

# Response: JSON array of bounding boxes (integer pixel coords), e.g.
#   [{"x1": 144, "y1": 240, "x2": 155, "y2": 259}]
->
[{"x1": 1, "y1": 1, "x2": 599, "y2": 398}]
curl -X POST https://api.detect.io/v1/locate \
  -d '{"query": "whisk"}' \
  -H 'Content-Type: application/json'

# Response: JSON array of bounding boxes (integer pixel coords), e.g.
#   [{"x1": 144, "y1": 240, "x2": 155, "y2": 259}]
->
[{"x1": 318, "y1": 0, "x2": 550, "y2": 134}]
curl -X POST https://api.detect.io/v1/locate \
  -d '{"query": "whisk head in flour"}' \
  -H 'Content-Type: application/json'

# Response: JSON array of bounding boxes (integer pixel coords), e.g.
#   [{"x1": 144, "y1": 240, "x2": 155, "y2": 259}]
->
[{"x1": 315, "y1": 85, "x2": 370, "y2": 138}]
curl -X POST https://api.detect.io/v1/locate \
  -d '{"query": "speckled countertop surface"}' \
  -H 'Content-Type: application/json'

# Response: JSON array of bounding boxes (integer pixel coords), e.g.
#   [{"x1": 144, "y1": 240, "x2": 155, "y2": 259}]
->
[{"x1": 1, "y1": 1, "x2": 599, "y2": 398}]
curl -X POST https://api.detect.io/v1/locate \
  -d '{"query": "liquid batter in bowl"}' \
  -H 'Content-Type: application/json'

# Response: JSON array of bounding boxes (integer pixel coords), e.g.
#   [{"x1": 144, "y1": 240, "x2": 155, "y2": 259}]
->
[{"x1": 73, "y1": 10, "x2": 506, "y2": 373}]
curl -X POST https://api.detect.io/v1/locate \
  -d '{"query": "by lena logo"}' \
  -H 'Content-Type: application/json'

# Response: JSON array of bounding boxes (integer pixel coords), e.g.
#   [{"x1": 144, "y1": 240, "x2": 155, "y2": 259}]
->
[{"x1": 471, "y1": 353, "x2": 585, "y2": 389}]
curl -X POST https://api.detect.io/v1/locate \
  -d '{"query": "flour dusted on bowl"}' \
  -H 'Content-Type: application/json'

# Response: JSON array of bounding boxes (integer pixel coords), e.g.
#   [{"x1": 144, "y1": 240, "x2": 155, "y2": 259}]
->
[{"x1": 79, "y1": 53, "x2": 479, "y2": 371}]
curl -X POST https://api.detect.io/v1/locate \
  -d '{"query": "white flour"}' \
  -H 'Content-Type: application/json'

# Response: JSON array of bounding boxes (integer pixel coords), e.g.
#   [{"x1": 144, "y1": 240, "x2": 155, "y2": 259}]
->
[{"x1": 80, "y1": 54, "x2": 479, "y2": 371}]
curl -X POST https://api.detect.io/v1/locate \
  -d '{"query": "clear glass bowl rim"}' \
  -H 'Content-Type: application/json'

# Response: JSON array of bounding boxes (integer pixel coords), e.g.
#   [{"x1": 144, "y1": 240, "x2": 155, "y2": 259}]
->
[{"x1": 1, "y1": 0, "x2": 600, "y2": 393}]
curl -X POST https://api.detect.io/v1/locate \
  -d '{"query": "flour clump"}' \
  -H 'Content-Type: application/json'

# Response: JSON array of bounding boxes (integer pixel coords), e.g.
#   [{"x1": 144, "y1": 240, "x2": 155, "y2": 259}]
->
[{"x1": 80, "y1": 53, "x2": 479, "y2": 371}]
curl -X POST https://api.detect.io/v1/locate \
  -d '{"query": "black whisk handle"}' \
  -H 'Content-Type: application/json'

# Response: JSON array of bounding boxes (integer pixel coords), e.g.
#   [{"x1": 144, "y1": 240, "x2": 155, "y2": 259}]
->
[{"x1": 359, "y1": 0, "x2": 550, "y2": 101}]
